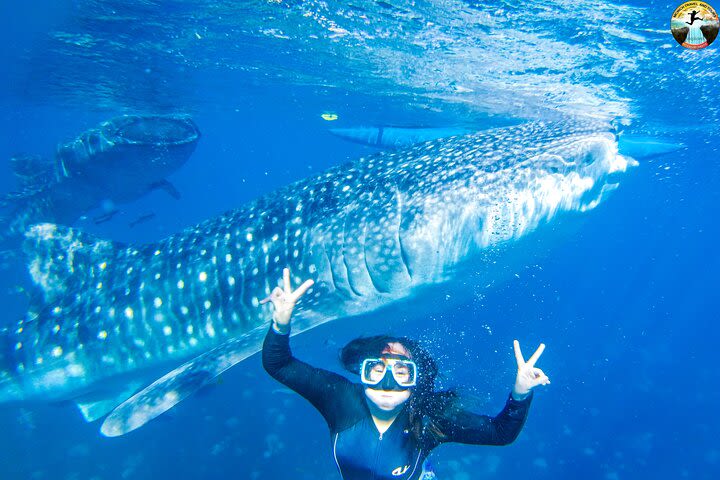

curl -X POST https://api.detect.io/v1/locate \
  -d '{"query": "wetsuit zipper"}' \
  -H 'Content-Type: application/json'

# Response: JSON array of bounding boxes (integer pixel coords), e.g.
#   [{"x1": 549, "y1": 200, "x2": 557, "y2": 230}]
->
[{"x1": 373, "y1": 429, "x2": 383, "y2": 480}]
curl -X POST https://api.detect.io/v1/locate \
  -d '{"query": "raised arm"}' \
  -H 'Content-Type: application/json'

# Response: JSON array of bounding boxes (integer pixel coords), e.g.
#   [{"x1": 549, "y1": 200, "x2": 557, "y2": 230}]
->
[
  {"x1": 260, "y1": 268, "x2": 358, "y2": 429},
  {"x1": 431, "y1": 340, "x2": 549, "y2": 446},
  {"x1": 432, "y1": 392, "x2": 532, "y2": 445}
]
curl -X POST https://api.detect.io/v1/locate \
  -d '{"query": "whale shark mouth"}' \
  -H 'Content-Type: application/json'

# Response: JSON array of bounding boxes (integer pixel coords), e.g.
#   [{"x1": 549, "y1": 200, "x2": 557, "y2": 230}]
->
[
  {"x1": 564, "y1": 132, "x2": 637, "y2": 212},
  {"x1": 590, "y1": 154, "x2": 641, "y2": 208},
  {"x1": 577, "y1": 152, "x2": 638, "y2": 212},
  {"x1": 111, "y1": 115, "x2": 200, "y2": 146},
  {"x1": 473, "y1": 130, "x2": 635, "y2": 249},
  {"x1": 578, "y1": 177, "x2": 620, "y2": 212}
]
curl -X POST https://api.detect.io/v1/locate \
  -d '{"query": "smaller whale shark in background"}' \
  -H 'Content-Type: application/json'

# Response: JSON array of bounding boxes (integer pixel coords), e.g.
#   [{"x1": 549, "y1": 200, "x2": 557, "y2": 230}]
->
[{"x1": 0, "y1": 114, "x2": 200, "y2": 246}]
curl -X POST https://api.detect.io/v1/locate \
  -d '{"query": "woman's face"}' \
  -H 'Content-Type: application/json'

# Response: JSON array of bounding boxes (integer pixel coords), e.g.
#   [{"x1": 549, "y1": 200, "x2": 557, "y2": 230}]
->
[{"x1": 364, "y1": 342, "x2": 413, "y2": 411}]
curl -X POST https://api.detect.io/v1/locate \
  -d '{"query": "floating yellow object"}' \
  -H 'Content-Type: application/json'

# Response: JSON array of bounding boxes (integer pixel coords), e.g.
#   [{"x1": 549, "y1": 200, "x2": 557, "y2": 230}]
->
[{"x1": 321, "y1": 113, "x2": 339, "y2": 121}]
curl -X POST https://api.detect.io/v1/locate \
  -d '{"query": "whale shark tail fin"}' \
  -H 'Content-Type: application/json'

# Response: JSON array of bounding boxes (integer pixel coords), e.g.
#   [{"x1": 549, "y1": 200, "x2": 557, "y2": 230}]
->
[{"x1": 22, "y1": 223, "x2": 126, "y2": 304}]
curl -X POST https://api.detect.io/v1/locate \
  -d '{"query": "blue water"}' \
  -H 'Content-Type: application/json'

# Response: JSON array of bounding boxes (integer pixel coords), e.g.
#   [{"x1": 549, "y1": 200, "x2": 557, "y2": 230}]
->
[{"x1": 1, "y1": 0, "x2": 718, "y2": 479}]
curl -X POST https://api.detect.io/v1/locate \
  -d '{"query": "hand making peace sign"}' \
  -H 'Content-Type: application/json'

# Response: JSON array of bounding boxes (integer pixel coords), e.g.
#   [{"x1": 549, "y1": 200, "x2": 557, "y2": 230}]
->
[
  {"x1": 260, "y1": 267, "x2": 314, "y2": 334},
  {"x1": 513, "y1": 340, "x2": 550, "y2": 396}
]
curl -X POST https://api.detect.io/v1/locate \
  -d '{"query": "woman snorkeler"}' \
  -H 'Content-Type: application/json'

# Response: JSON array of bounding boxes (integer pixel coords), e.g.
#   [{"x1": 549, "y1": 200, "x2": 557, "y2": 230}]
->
[{"x1": 261, "y1": 268, "x2": 550, "y2": 480}]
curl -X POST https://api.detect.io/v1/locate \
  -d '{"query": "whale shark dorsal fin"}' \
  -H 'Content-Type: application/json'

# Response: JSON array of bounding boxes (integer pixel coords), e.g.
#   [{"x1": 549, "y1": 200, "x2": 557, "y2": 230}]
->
[
  {"x1": 22, "y1": 223, "x2": 125, "y2": 302},
  {"x1": 100, "y1": 324, "x2": 269, "y2": 437},
  {"x1": 10, "y1": 154, "x2": 54, "y2": 186},
  {"x1": 1, "y1": 155, "x2": 55, "y2": 207},
  {"x1": 75, "y1": 381, "x2": 146, "y2": 422}
]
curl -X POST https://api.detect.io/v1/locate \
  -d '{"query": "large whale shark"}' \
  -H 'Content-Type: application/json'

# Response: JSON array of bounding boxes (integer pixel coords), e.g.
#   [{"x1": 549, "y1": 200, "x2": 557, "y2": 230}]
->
[{"x1": 0, "y1": 121, "x2": 636, "y2": 436}]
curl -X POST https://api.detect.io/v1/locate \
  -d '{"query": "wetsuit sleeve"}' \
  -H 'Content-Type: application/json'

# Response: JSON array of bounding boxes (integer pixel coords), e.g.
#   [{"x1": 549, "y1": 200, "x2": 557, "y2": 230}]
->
[
  {"x1": 262, "y1": 326, "x2": 359, "y2": 430},
  {"x1": 432, "y1": 392, "x2": 532, "y2": 446}
]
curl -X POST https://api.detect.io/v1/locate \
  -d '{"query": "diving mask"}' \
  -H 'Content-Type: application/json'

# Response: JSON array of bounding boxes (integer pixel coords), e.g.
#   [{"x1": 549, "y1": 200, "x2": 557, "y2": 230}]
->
[{"x1": 360, "y1": 356, "x2": 417, "y2": 389}]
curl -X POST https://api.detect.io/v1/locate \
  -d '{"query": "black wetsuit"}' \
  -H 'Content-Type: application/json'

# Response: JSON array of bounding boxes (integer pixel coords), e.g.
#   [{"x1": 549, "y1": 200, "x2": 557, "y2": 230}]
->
[{"x1": 262, "y1": 327, "x2": 533, "y2": 480}]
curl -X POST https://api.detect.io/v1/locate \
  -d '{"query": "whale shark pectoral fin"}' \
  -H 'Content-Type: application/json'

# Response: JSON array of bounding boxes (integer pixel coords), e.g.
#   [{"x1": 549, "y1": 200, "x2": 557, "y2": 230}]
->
[
  {"x1": 150, "y1": 179, "x2": 181, "y2": 200},
  {"x1": 100, "y1": 324, "x2": 269, "y2": 437},
  {"x1": 75, "y1": 381, "x2": 146, "y2": 422}
]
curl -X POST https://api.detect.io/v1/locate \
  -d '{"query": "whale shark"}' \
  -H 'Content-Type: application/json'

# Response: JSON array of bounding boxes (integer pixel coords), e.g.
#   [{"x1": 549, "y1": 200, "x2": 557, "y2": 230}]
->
[
  {"x1": 330, "y1": 125, "x2": 684, "y2": 158},
  {"x1": 0, "y1": 114, "x2": 200, "y2": 246},
  {"x1": 329, "y1": 126, "x2": 473, "y2": 149},
  {"x1": 0, "y1": 120, "x2": 637, "y2": 436}
]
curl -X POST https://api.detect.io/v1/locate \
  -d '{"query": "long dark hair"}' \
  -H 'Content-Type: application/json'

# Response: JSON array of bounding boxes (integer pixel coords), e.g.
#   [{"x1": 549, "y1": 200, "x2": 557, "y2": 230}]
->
[{"x1": 340, "y1": 335, "x2": 457, "y2": 441}]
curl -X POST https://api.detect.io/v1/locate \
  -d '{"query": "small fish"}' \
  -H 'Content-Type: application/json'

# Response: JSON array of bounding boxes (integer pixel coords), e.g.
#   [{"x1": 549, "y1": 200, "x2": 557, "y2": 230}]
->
[
  {"x1": 93, "y1": 209, "x2": 120, "y2": 225},
  {"x1": 129, "y1": 213, "x2": 156, "y2": 228}
]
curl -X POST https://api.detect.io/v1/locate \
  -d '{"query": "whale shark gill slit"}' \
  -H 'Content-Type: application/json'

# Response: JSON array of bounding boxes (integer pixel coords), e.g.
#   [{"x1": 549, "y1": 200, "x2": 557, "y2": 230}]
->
[
  {"x1": 394, "y1": 184, "x2": 413, "y2": 282},
  {"x1": 323, "y1": 244, "x2": 344, "y2": 297},
  {"x1": 341, "y1": 204, "x2": 363, "y2": 298},
  {"x1": 343, "y1": 181, "x2": 378, "y2": 297}
]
